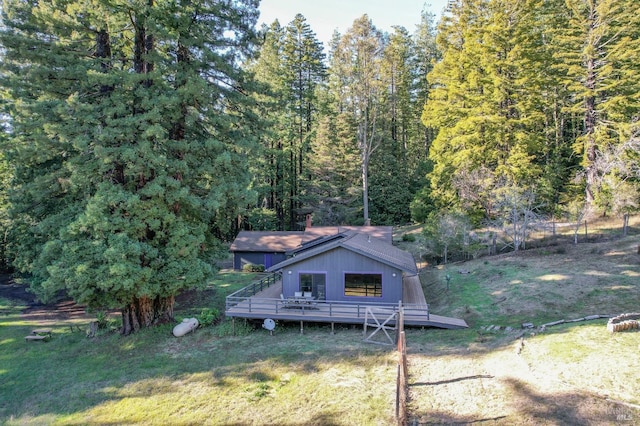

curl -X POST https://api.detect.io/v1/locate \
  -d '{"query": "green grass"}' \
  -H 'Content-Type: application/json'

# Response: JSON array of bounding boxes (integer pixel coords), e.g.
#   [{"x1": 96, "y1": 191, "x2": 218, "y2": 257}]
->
[
  {"x1": 1, "y1": 321, "x2": 397, "y2": 425},
  {"x1": 0, "y1": 280, "x2": 399, "y2": 425},
  {"x1": 2, "y1": 234, "x2": 640, "y2": 425}
]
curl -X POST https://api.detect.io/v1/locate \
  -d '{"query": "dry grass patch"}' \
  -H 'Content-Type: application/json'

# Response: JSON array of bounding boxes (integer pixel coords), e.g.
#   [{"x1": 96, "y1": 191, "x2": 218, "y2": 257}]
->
[
  {"x1": 407, "y1": 323, "x2": 640, "y2": 425},
  {"x1": 407, "y1": 235, "x2": 640, "y2": 425}
]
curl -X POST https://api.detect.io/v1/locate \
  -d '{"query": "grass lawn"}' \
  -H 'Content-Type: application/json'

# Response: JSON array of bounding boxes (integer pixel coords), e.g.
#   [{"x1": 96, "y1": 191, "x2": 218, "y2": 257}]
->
[
  {"x1": 0, "y1": 273, "x2": 398, "y2": 425},
  {"x1": 1, "y1": 233, "x2": 640, "y2": 425}
]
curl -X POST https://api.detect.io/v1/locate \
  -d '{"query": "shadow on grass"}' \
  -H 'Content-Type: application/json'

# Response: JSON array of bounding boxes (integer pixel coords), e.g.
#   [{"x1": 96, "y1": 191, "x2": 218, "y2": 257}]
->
[
  {"x1": 1, "y1": 314, "x2": 396, "y2": 424},
  {"x1": 409, "y1": 376, "x2": 637, "y2": 425}
]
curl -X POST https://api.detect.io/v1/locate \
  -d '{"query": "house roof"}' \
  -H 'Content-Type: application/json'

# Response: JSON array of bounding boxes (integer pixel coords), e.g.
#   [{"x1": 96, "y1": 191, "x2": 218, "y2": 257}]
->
[
  {"x1": 267, "y1": 231, "x2": 418, "y2": 275},
  {"x1": 229, "y1": 231, "x2": 304, "y2": 252},
  {"x1": 229, "y1": 226, "x2": 393, "y2": 253},
  {"x1": 303, "y1": 226, "x2": 393, "y2": 244}
]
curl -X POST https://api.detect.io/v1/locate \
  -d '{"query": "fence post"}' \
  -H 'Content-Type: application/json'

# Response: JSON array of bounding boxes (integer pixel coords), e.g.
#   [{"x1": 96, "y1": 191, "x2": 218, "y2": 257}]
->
[
  {"x1": 584, "y1": 220, "x2": 588, "y2": 240},
  {"x1": 396, "y1": 330, "x2": 407, "y2": 425},
  {"x1": 623, "y1": 213, "x2": 629, "y2": 236}
]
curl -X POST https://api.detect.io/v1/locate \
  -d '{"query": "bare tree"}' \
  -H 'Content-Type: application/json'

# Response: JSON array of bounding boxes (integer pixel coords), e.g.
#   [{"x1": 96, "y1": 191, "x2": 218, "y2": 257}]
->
[
  {"x1": 491, "y1": 186, "x2": 543, "y2": 252},
  {"x1": 590, "y1": 137, "x2": 640, "y2": 216}
]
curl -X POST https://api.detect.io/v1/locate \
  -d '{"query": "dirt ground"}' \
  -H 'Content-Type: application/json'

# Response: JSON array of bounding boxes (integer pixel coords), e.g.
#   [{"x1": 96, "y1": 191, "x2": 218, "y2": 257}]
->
[
  {"x1": 0, "y1": 273, "x2": 92, "y2": 322},
  {"x1": 0, "y1": 274, "x2": 210, "y2": 323}
]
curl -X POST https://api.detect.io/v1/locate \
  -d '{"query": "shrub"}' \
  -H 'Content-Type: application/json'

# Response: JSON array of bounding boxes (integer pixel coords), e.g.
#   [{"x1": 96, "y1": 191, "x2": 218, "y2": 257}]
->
[
  {"x1": 402, "y1": 233, "x2": 416, "y2": 242},
  {"x1": 198, "y1": 308, "x2": 220, "y2": 326},
  {"x1": 242, "y1": 263, "x2": 265, "y2": 272},
  {"x1": 95, "y1": 311, "x2": 109, "y2": 329}
]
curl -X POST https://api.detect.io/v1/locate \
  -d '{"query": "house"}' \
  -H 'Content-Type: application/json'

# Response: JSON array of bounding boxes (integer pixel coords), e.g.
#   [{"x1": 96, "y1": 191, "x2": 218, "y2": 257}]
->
[
  {"x1": 266, "y1": 230, "x2": 417, "y2": 305},
  {"x1": 226, "y1": 227, "x2": 468, "y2": 329},
  {"x1": 230, "y1": 231, "x2": 304, "y2": 270},
  {"x1": 229, "y1": 226, "x2": 393, "y2": 271}
]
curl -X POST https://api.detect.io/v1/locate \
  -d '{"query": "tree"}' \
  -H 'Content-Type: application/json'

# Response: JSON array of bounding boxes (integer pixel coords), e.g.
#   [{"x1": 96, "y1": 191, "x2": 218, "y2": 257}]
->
[
  {"x1": 490, "y1": 185, "x2": 542, "y2": 252},
  {"x1": 0, "y1": 135, "x2": 10, "y2": 271},
  {"x1": 423, "y1": 0, "x2": 547, "y2": 215},
  {"x1": 553, "y1": 0, "x2": 640, "y2": 211},
  {"x1": 281, "y1": 15, "x2": 326, "y2": 228},
  {"x1": 304, "y1": 110, "x2": 361, "y2": 225},
  {"x1": 0, "y1": 0, "x2": 260, "y2": 334},
  {"x1": 247, "y1": 15, "x2": 325, "y2": 230},
  {"x1": 422, "y1": 211, "x2": 473, "y2": 264},
  {"x1": 329, "y1": 15, "x2": 385, "y2": 224},
  {"x1": 369, "y1": 26, "x2": 416, "y2": 225}
]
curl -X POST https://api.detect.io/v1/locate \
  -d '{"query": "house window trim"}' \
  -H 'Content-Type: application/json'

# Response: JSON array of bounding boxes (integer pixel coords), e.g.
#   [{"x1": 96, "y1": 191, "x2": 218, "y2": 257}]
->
[
  {"x1": 298, "y1": 271, "x2": 327, "y2": 299},
  {"x1": 343, "y1": 271, "x2": 383, "y2": 298}
]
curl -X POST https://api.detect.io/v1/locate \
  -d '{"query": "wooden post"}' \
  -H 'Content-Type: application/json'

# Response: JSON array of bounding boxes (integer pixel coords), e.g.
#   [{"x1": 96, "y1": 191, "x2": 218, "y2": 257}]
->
[
  {"x1": 584, "y1": 220, "x2": 588, "y2": 240},
  {"x1": 300, "y1": 320, "x2": 304, "y2": 335},
  {"x1": 331, "y1": 322, "x2": 335, "y2": 335},
  {"x1": 232, "y1": 317, "x2": 235, "y2": 336},
  {"x1": 363, "y1": 309, "x2": 369, "y2": 337},
  {"x1": 491, "y1": 233, "x2": 497, "y2": 255}
]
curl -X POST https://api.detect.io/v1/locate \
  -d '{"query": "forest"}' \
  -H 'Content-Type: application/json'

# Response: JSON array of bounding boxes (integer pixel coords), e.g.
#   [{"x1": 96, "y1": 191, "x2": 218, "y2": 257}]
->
[{"x1": 0, "y1": 0, "x2": 638, "y2": 332}]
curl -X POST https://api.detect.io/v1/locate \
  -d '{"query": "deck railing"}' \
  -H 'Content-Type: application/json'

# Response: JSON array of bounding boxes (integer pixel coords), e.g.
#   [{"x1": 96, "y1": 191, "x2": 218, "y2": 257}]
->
[
  {"x1": 226, "y1": 271, "x2": 282, "y2": 301},
  {"x1": 225, "y1": 295, "x2": 430, "y2": 321}
]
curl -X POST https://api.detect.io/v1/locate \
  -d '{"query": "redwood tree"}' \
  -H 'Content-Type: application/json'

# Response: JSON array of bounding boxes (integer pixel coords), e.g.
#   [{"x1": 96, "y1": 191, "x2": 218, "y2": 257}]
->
[{"x1": 0, "y1": 0, "x2": 260, "y2": 334}]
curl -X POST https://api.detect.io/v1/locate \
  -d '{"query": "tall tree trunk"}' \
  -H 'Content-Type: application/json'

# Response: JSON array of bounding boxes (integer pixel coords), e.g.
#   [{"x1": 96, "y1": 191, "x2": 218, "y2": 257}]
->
[
  {"x1": 362, "y1": 159, "x2": 369, "y2": 224},
  {"x1": 583, "y1": 1, "x2": 599, "y2": 208},
  {"x1": 121, "y1": 295, "x2": 175, "y2": 335}
]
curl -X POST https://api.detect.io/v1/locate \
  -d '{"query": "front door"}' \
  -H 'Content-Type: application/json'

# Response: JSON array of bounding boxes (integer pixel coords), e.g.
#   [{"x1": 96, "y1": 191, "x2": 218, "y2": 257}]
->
[{"x1": 299, "y1": 273, "x2": 326, "y2": 301}]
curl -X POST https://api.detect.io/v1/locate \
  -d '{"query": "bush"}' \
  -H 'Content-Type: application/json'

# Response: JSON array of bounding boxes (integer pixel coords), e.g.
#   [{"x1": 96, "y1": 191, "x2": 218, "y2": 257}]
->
[
  {"x1": 242, "y1": 263, "x2": 265, "y2": 272},
  {"x1": 198, "y1": 308, "x2": 220, "y2": 327},
  {"x1": 402, "y1": 233, "x2": 416, "y2": 242}
]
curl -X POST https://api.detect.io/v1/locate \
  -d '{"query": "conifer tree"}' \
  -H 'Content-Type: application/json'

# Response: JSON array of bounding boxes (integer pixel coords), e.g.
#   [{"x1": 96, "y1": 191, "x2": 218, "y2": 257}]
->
[
  {"x1": 247, "y1": 14, "x2": 325, "y2": 229},
  {"x1": 329, "y1": 15, "x2": 385, "y2": 224},
  {"x1": 305, "y1": 112, "x2": 361, "y2": 225},
  {"x1": 423, "y1": 0, "x2": 553, "y2": 216},
  {"x1": 552, "y1": 0, "x2": 640, "y2": 212},
  {"x1": 1, "y1": 0, "x2": 260, "y2": 334}
]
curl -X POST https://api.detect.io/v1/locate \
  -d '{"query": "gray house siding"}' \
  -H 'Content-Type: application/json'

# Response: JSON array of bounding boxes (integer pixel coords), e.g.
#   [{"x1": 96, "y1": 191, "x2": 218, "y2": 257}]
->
[
  {"x1": 280, "y1": 247, "x2": 404, "y2": 303},
  {"x1": 233, "y1": 252, "x2": 287, "y2": 270}
]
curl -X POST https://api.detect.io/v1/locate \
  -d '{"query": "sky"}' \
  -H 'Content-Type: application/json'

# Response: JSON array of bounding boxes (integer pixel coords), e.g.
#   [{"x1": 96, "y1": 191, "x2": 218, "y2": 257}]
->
[{"x1": 257, "y1": 0, "x2": 449, "y2": 49}]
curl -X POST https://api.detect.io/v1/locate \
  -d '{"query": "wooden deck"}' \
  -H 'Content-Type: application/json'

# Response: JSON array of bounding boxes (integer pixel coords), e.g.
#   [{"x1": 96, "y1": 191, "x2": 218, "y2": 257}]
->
[{"x1": 225, "y1": 276, "x2": 467, "y2": 330}]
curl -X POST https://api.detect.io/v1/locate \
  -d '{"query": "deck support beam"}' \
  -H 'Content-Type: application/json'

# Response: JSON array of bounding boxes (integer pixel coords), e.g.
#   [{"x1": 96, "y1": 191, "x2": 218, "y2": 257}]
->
[{"x1": 300, "y1": 321, "x2": 304, "y2": 335}]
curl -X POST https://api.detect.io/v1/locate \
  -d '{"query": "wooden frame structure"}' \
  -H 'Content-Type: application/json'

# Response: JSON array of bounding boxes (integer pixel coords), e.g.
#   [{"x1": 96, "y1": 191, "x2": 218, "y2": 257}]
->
[{"x1": 225, "y1": 275, "x2": 467, "y2": 330}]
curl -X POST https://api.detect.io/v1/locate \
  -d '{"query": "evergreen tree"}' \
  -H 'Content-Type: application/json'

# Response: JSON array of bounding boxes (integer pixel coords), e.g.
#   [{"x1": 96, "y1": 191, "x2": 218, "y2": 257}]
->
[
  {"x1": 422, "y1": 0, "x2": 560, "y2": 217},
  {"x1": 305, "y1": 112, "x2": 361, "y2": 225},
  {"x1": 281, "y1": 14, "x2": 326, "y2": 228},
  {"x1": 409, "y1": 7, "x2": 440, "y2": 222},
  {"x1": 370, "y1": 26, "x2": 419, "y2": 224},
  {"x1": 247, "y1": 14, "x2": 325, "y2": 229},
  {"x1": 0, "y1": 0, "x2": 260, "y2": 334},
  {"x1": 329, "y1": 15, "x2": 385, "y2": 224},
  {"x1": 246, "y1": 21, "x2": 288, "y2": 228},
  {"x1": 552, "y1": 0, "x2": 640, "y2": 213}
]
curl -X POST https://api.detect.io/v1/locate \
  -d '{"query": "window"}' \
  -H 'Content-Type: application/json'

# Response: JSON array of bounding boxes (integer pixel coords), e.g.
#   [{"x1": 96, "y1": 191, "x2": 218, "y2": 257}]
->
[
  {"x1": 299, "y1": 273, "x2": 326, "y2": 300},
  {"x1": 344, "y1": 273, "x2": 382, "y2": 297}
]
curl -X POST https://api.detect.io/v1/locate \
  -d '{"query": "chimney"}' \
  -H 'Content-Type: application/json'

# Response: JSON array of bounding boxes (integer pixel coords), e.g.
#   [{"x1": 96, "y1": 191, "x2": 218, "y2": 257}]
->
[{"x1": 305, "y1": 214, "x2": 312, "y2": 229}]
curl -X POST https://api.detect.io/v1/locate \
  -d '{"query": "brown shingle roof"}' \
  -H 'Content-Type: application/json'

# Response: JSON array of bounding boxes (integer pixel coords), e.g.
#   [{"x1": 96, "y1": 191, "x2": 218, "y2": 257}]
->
[
  {"x1": 229, "y1": 226, "x2": 393, "y2": 253},
  {"x1": 229, "y1": 231, "x2": 304, "y2": 252}
]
